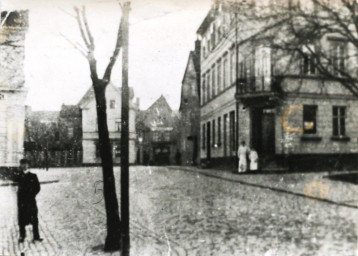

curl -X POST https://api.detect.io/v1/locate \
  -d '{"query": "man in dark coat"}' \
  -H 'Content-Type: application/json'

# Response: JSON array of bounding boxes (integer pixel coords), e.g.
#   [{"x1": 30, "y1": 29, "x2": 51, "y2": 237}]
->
[{"x1": 17, "y1": 159, "x2": 43, "y2": 243}]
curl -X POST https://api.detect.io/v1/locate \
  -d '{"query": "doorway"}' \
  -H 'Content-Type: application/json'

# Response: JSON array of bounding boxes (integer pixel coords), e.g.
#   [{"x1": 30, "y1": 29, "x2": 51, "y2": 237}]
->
[
  {"x1": 206, "y1": 121, "x2": 211, "y2": 161},
  {"x1": 251, "y1": 108, "x2": 275, "y2": 155}
]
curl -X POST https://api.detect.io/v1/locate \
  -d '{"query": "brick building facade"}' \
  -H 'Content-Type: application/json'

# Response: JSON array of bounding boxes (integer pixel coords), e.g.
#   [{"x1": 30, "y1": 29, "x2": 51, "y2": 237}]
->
[{"x1": 197, "y1": 1, "x2": 358, "y2": 170}]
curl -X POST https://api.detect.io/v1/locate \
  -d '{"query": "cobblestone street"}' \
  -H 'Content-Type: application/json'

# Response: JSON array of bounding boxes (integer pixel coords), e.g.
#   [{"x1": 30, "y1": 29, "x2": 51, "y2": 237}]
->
[{"x1": 0, "y1": 166, "x2": 357, "y2": 256}]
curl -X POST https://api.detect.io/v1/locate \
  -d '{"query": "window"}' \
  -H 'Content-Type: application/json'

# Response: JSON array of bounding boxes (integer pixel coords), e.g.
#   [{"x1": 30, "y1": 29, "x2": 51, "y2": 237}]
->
[
  {"x1": 218, "y1": 26, "x2": 222, "y2": 42},
  {"x1": 301, "y1": 54, "x2": 315, "y2": 74},
  {"x1": 223, "y1": 55, "x2": 228, "y2": 88},
  {"x1": 212, "y1": 65, "x2": 216, "y2": 97},
  {"x1": 206, "y1": 72, "x2": 211, "y2": 101},
  {"x1": 164, "y1": 131, "x2": 170, "y2": 141},
  {"x1": 223, "y1": 114, "x2": 228, "y2": 156},
  {"x1": 230, "y1": 111, "x2": 236, "y2": 151},
  {"x1": 218, "y1": 116, "x2": 221, "y2": 146},
  {"x1": 202, "y1": 124, "x2": 206, "y2": 149},
  {"x1": 212, "y1": 120, "x2": 216, "y2": 147},
  {"x1": 230, "y1": 48, "x2": 236, "y2": 85},
  {"x1": 329, "y1": 40, "x2": 347, "y2": 75},
  {"x1": 110, "y1": 100, "x2": 116, "y2": 109},
  {"x1": 95, "y1": 141, "x2": 100, "y2": 157},
  {"x1": 68, "y1": 127, "x2": 74, "y2": 138},
  {"x1": 115, "y1": 121, "x2": 121, "y2": 132},
  {"x1": 333, "y1": 106, "x2": 346, "y2": 136},
  {"x1": 202, "y1": 75, "x2": 206, "y2": 104},
  {"x1": 113, "y1": 142, "x2": 121, "y2": 158},
  {"x1": 217, "y1": 59, "x2": 222, "y2": 93},
  {"x1": 303, "y1": 105, "x2": 317, "y2": 134},
  {"x1": 153, "y1": 131, "x2": 159, "y2": 142},
  {"x1": 211, "y1": 24, "x2": 216, "y2": 48},
  {"x1": 300, "y1": 45, "x2": 316, "y2": 75},
  {"x1": 239, "y1": 60, "x2": 245, "y2": 79}
]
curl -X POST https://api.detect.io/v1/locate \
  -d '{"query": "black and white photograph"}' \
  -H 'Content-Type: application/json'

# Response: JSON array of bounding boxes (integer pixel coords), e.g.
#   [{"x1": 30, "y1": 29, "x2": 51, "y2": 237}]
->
[{"x1": 0, "y1": 0, "x2": 357, "y2": 255}]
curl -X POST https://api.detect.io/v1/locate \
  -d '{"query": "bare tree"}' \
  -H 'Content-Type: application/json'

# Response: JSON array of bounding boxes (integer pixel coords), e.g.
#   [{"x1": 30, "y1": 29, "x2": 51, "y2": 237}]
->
[
  {"x1": 73, "y1": 5, "x2": 126, "y2": 251},
  {"x1": 223, "y1": 0, "x2": 358, "y2": 97}
]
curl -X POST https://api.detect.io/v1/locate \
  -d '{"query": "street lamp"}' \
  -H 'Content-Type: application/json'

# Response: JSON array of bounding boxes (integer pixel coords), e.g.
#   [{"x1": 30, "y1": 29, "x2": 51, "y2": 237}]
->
[{"x1": 138, "y1": 136, "x2": 143, "y2": 164}]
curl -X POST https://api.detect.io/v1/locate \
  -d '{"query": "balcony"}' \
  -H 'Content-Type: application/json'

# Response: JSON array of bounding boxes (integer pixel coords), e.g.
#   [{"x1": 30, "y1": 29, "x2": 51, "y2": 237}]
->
[{"x1": 235, "y1": 76, "x2": 283, "y2": 107}]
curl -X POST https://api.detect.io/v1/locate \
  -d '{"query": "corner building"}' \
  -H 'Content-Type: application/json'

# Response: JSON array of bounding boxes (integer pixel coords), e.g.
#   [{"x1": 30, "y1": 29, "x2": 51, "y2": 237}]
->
[{"x1": 197, "y1": 1, "x2": 358, "y2": 170}]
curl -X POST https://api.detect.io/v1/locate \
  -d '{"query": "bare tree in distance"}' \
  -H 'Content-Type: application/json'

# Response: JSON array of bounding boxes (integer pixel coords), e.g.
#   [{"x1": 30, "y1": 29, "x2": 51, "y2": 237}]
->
[
  {"x1": 73, "y1": 5, "x2": 125, "y2": 252},
  {"x1": 222, "y1": 0, "x2": 358, "y2": 97}
]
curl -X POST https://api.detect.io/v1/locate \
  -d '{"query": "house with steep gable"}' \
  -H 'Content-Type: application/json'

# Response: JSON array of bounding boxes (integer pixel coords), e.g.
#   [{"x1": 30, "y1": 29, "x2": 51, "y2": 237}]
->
[{"x1": 78, "y1": 84, "x2": 137, "y2": 165}]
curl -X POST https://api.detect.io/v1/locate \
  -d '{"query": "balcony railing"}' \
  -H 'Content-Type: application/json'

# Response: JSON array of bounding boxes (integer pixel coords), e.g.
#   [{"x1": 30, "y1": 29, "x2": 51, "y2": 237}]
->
[{"x1": 237, "y1": 75, "x2": 282, "y2": 95}]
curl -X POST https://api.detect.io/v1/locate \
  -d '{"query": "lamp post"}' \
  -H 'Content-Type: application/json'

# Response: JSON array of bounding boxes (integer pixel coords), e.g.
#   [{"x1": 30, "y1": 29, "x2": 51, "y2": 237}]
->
[
  {"x1": 138, "y1": 136, "x2": 143, "y2": 164},
  {"x1": 234, "y1": 9, "x2": 240, "y2": 170},
  {"x1": 120, "y1": 2, "x2": 131, "y2": 256}
]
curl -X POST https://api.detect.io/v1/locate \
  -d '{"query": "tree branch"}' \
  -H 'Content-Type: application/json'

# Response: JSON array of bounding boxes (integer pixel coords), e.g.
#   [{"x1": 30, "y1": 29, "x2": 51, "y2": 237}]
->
[
  {"x1": 74, "y1": 5, "x2": 98, "y2": 83},
  {"x1": 60, "y1": 32, "x2": 87, "y2": 57},
  {"x1": 74, "y1": 7, "x2": 90, "y2": 49},
  {"x1": 81, "y1": 6, "x2": 95, "y2": 49},
  {"x1": 103, "y1": 12, "x2": 124, "y2": 81}
]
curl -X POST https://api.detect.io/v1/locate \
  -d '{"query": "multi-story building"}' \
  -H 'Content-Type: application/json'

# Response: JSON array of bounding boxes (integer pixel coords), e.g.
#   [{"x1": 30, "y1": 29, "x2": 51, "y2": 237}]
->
[
  {"x1": 79, "y1": 84, "x2": 137, "y2": 165},
  {"x1": 197, "y1": 1, "x2": 358, "y2": 170},
  {"x1": 0, "y1": 11, "x2": 29, "y2": 167},
  {"x1": 178, "y1": 40, "x2": 201, "y2": 166},
  {"x1": 136, "y1": 95, "x2": 180, "y2": 165}
]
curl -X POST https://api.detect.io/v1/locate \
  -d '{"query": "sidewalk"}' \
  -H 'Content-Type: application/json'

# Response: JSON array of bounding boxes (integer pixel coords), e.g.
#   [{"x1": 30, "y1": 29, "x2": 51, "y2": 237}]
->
[{"x1": 169, "y1": 166, "x2": 358, "y2": 210}]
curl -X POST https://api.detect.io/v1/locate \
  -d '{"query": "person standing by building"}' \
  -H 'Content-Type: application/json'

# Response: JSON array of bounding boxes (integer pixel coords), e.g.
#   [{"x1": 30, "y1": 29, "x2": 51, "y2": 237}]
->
[
  {"x1": 238, "y1": 141, "x2": 249, "y2": 173},
  {"x1": 249, "y1": 149, "x2": 259, "y2": 171},
  {"x1": 16, "y1": 159, "x2": 43, "y2": 243}
]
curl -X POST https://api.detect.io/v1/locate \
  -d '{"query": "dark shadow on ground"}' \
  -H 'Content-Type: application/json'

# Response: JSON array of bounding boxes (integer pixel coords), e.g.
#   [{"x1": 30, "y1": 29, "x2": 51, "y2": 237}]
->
[
  {"x1": 0, "y1": 180, "x2": 60, "y2": 187},
  {"x1": 326, "y1": 173, "x2": 358, "y2": 185}
]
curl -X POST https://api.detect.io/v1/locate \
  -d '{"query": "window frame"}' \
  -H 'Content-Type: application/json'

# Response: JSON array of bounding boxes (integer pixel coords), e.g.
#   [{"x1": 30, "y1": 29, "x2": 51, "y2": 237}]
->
[
  {"x1": 303, "y1": 105, "x2": 318, "y2": 134},
  {"x1": 218, "y1": 116, "x2": 222, "y2": 146},
  {"x1": 109, "y1": 100, "x2": 116, "y2": 109},
  {"x1": 332, "y1": 106, "x2": 346, "y2": 137}
]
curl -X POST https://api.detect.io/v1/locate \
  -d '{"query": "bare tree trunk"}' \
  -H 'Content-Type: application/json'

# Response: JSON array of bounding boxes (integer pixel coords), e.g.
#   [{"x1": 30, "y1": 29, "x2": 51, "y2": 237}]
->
[
  {"x1": 93, "y1": 82, "x2": 121, "y2": 251},
  {"x1": 73, "y1": 5, "x2": 128, "y2": 251}
]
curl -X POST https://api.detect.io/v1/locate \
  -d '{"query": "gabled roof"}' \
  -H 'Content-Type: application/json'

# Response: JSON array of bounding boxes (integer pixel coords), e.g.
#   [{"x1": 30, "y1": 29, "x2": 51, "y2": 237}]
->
[
  {"x1": 146, "y1": 95, "x2": 172, "y2": 112},
  {"x1": 181, "y1": 51, "x2": 195, "y2": 85},
  {"x1": 179, "y1": 49, "x2": 201, "y2": 111},
  {"x1": 78, "y1": 83, "x2": 135, "y2": 109}
]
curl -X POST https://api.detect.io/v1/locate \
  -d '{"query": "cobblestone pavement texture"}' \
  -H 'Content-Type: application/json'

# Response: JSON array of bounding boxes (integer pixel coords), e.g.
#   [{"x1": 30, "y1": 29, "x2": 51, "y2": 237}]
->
[{"x1": 0, "y1": 166, "x2": 357, "y2": 256}]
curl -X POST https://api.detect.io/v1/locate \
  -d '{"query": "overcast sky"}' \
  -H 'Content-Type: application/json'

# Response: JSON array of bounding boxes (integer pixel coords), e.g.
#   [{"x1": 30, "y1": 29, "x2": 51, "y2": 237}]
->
[{"x1": 2, "y1": 0, "x2": 211, "y2": 110}]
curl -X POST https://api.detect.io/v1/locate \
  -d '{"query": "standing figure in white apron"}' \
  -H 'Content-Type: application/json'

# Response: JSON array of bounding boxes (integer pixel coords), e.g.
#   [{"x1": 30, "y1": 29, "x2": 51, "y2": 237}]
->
[
  {"x1": 238, "y1": 141, "x2": 249, "y2": 173},
  {"x1": 249, "y1": 149, "x2": 258, "y2": 171}
]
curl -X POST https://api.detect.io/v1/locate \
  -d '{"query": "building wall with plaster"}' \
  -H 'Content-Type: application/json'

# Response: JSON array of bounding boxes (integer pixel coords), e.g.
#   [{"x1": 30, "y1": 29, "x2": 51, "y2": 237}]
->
[{"x1": 0, "y1": 11, "x2": 28, "y2": 167}]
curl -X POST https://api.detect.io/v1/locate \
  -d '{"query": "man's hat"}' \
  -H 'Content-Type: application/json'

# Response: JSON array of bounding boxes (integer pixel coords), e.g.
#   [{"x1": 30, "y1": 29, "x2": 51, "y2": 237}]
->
[{"x1": 20, "y1": 159, "x2": 29, "y2": 165}]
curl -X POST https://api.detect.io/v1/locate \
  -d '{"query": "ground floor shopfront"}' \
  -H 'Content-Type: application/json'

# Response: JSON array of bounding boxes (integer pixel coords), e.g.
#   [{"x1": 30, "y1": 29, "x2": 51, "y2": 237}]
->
[{"x1": 200, "y1": 94, "x2": 358, "y2": 170}]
